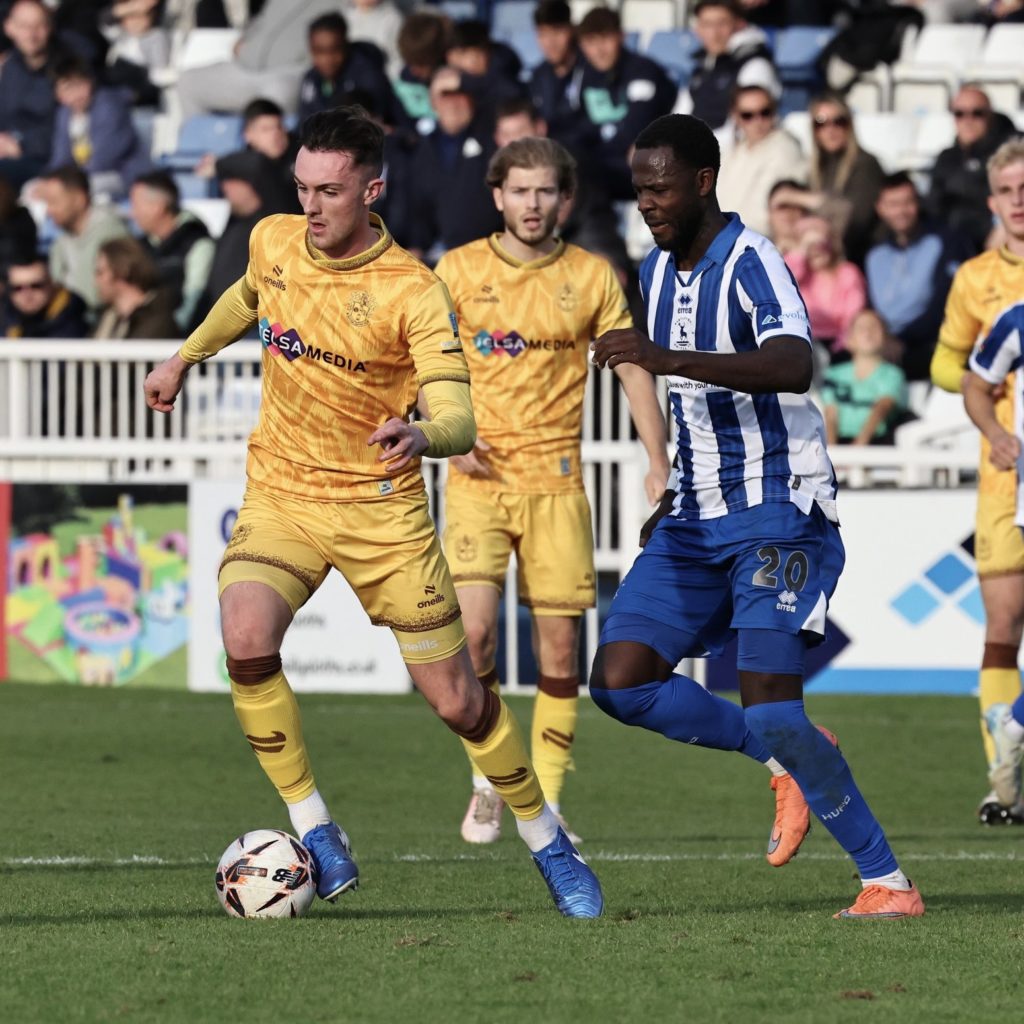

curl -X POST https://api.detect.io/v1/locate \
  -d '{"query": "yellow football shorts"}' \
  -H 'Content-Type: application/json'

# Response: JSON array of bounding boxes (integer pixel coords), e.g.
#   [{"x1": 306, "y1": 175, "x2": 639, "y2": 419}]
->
[
  {"x1": 975, "y1": 487, "x2": 1024, "y2": 579},
  {"x1": 219, "y1": 484, "x2": 465, "y2": 663},
  {"x1": 443, "y1": 486, "x2": 596, "y2": 615}
]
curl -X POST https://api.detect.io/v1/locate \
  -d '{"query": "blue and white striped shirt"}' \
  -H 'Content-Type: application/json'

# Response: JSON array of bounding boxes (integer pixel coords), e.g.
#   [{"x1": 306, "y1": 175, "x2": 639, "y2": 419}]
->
[
  {"x1": 639, "y1": 213, "x2": 838, "y2": 522},
  {"x1": 969, "y1": 300, "x2": 1024, "y2": 525}
]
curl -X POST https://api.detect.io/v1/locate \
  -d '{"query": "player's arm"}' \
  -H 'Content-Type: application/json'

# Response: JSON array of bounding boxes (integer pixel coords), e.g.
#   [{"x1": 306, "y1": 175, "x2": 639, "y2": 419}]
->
[
  {"x1": 964, "y1": 374, "x2": 1019, "y2": 470},
  {"x1": 930, "y1": 266, "x2": 978, "y2": 394},
  {"x1": 143, "y1": 276, "x2": 259, "y2": 413},
  {"x1": 613, "y1": 362, "x2": 670, "y2": 503},
  {"x1": 592, "y1": 330, "x2": 812, "y2": 393}
]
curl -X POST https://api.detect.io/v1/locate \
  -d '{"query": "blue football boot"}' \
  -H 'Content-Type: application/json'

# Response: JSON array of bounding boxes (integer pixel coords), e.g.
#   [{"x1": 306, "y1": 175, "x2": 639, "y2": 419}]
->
[
  {"x1": 531, "y1": 826, "x2": 604, "y2": 918},
  {"x1": 302, "y1": 823, "x2": 359, "y2": 902}
]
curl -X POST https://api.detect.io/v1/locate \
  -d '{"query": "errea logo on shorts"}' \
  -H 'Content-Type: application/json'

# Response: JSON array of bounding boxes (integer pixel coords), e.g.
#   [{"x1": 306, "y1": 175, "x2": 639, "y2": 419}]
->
[{"x1": 259, "y1": 317, "x2": 368, "y2": 372}]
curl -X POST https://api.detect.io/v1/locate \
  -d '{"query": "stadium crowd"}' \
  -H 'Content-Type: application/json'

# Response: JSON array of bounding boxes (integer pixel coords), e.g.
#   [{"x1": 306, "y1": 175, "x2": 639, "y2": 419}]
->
[{"x1": 0, "y1": 0, "x2": 1022, "y2": 443}]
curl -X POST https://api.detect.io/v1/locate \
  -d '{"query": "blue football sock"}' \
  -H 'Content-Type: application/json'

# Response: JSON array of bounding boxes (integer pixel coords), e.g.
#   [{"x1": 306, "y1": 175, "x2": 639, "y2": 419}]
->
[
  {"x1": 744, "y1": 699, "x2": 898, "y2": 879},
  {"x1": 1011, "y1": 691, "x2": 1024, "y2": 728},
  {"x1": 591, "y1": 676, "x2": 771, "y2": 762}
]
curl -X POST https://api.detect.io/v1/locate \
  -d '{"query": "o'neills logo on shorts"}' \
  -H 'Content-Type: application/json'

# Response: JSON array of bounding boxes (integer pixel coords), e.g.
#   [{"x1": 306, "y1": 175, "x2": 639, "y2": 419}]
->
[
  {"x1": 259, "y1": 317, "x2": 367, "y2": 372},
  {"x1": 417, "y1": 584, "x2": 446, "y2": 608}
]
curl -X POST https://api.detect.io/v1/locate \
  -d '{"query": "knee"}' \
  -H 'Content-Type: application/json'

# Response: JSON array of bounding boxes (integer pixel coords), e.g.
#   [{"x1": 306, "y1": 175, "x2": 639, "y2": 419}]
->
[
  {"x1": 589, "y1": 646, "x2": 637, "y2": 691},
  {"x1": 221, "y1": 617, "x2": 280, "y2": 661},
  {"x1": 435, "y1": 687, "x2": 481, "y2": 735},
  {"x1": 743, "y1": 701, "x2": 806, "y2": 749},
  {"x1": 463, "y1": 618, "x2": 497, "y2": 671}
]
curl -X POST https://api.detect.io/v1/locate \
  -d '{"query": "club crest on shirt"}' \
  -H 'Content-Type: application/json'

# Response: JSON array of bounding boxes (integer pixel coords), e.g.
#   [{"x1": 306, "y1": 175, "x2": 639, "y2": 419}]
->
[
  {"x1": 455, "y1": 534, "x2": 478, "y2": 562},
  {"x1": 345, "y1": 291, "x2": 376, "y2": 327},
  {"x1": 558, "y1": 283, "x2": 579, "y2": 312}
]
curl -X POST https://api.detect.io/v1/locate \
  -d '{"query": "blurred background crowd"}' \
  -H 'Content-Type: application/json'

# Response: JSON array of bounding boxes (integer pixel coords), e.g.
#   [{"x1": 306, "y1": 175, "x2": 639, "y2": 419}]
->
[{"x1": 0, "y1": 0, "x2": 1022, "y2": 446}]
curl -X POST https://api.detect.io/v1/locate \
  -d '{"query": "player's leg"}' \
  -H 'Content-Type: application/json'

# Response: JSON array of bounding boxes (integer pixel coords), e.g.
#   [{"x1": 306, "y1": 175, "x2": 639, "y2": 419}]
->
[
  {"x1": 442, "y1": 486, "x2": 513, "y2": 841},
  {"x1": 455, "y1": 584, "x2": 506, "y2": 842},
  {"x1": 342, "y1": 491, "x2": 602, "y2": 916},
  {"x1": 218, "y1": 492, "x2": 356, "y2": 902},
  {"x1": 974, "y1": 490, "x2": 1024, "y2": 820}
]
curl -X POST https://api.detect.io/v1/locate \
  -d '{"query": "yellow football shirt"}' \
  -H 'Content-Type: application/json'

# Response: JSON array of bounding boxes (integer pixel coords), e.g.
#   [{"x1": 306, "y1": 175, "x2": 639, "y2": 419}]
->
[
  {"x1": 932, "y1": 247, "x2": 1024, "y2": 496},
  {"x1": 435, "y1": 236, "x2": 631, "y2": 494},
  {"x1": 242, "y1": 214, "x2": 468, "y2": 502}
]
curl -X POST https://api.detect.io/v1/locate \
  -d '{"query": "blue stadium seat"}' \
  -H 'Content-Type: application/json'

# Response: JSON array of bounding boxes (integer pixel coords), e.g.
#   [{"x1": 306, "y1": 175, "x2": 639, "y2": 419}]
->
[
  {"x1": 162, "y1": 114, "x2": 243, "y2": 171},
  {"x1": 773, "y1": 25, "x2": 837, "y2": 87},
  {"x1": 645, "y1": 29, "x2": 700, "y2": 87},
  {"x1": 439, "y1": 0, "x2": 479, "y2": 20},
  {"x1": 503, "y1": 27, "x2": 543, "y2": 69},
  {"x1": 492, "y1": 0, "x2": 535, "y2": 39},
  {"x1": 173, "y1": 172, "x2": 217, "y2": 201}
]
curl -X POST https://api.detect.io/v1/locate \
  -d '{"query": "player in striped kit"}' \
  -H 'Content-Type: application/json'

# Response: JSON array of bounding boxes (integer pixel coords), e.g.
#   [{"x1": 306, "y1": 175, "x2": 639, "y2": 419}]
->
[{"x1": 589, "y1": 114, "x2": 923, "y2": 919}]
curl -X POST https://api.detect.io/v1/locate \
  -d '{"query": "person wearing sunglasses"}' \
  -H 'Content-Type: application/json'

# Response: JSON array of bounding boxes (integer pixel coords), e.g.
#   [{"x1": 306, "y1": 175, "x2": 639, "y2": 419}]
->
[
  {"x1": 807, "y1": 92, "x2": 884, "y2": 266},
  {"x1": 717, "y1": 85, "x2": 805, "y2": 236},
  {"x1": 927, "y1": 85, "x2": 1018, "y2": 255},
  {"x1": 1, "y1": 253, "x2": 87, "y2": 339}
]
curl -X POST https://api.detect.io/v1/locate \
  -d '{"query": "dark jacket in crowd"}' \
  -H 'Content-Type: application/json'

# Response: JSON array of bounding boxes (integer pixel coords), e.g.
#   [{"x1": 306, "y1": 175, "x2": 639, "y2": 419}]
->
[
  {"x1": 405, "y1": 125, "x2": 502, "y2": 256},
  {"x1": 689, "y1": 29, "x2": 775, "y2": 130},
  {"x1": 578, "y1": 49, "x2": 677, "y2": 199},
  {"x1": 865, "y1": 220, "x2": 971, "y2": 381},
  {"x1": 93, "y1": 287, "x2": 178, "y2": 340},
  {"x1": 817, "y1": 146, "x2": 886, "y2": 266},
  {"x1": 144, "y1": 212, "x2": 212, "y2": 317},
  {"x1": 373, "y1": 127, "x2": 418, "y2": 248},
  {"x1": 0, "y1": 48, "x2": 59, "y2": 172},
  {"x1": 297, "y1": 44, "x2": 398, "y2": 125},
  {"x1": 1, "y1": 286, "x2": 88, "y2": 338},
  {"x1": 928, "y1": 113, "x2": 1019, "y2": 254},
  {"x1": 454, "y1": 42, "x2": 527, "y2": 129},
  {"x1": 529, "y1": 53, "x2": 590, "y2": 158},
  {"x1": 392, "y1": 67, "x2": 434, "y2": 133},
  {"x1": 47, "y1": 86, "x2": 153, "y2": 186},
  {"x1": 0, "y1": 204, "x2": 38, "y2": 271}
]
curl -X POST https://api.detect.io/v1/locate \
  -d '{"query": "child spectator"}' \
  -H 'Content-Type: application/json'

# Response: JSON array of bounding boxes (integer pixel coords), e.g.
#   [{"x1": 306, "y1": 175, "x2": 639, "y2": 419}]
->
[
  {"x1": 442, "y1": 20, "x2": 526, "y2": 128},
  {"x1": 784, "y1": 213, "x2": 866, "y2": 358},
  {"x1": 393, "y1": 11, "x2": 449, "y2": 133},
  {"x1": 47, "y1": 57, "x2": 152, "y2": 199},
  {"x1": 297, "y1": 12, "x2": 396, "y2": 126},
  {"x1": 822, "y1": 309, "x2": 908, "y2": 445}
]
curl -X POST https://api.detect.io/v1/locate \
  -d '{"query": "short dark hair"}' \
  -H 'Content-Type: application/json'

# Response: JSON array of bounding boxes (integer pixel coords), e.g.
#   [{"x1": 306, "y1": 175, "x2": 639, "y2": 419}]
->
[
  {"x1": 486, "y1": 136, "x2": 576, "y2": 194},
  {"x1": 41, "y1": 163, "x2": 90, "y2": 197},
  {"x1": 51, "y1": 55, "x2": 94, "y2": 83},
  {"x1": 878, "y1": 170, "x2": 917, "y2": 195},
  {"x1": 309, "y1": 12, "x2": 348, "y2": 40},
  {"x1": 131, "y1": 170, "x2": 180, "y2": 213},
  {"x1": 694, "y1": 0, "x2": 742, "y2": 15},
  {"x1": 299, "y1": 105, "x2": 384, "y2": 177},
  {"x1": 634, "y1": 114, "x2": 720, "y2": 175},
  {"x1": 397, "y1": 12, "x2": 448, "y2": 69},
  {"x1": 534, "y1": 0, "x2": 572, "y2": 27},
  {"x1": 7, "y1": 252, "x2": 47, "y2": 274},
  {"x1": 495, "y1": 96, "x2": 541, "y2": 123},
  {"x1": 243, "y1": 98, "x2": 284, "y2": 127},
  {"x1": 578, "y1": 7, "x2": 621, "y2": 36},
  {"x1": 449, "y1": 19, "x2": 491, "y2": 52}
]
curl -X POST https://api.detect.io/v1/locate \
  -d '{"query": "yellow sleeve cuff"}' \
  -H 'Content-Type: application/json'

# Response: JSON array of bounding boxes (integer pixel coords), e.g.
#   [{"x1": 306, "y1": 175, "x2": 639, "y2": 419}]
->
[
  {"x1": 177, "y1": 277, "x2": 259, "y2": 364},
  {"x1": 417, "y1": 379, "x2": 476, "y2": 459},
  {"x1": 930, "y1": 342, "x2": 967, "y2": 394}
]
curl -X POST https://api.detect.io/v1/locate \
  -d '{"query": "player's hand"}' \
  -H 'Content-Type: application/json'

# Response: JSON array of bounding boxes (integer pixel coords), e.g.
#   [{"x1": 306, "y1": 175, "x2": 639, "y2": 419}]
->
[
  {"x1": 988, "y1": 429, "x2": 1021, "y2": 471},
  {"x1": 368, "y1": 418, "x2": 429, "y2": 471},
  {"x1": 450, "y1": 437, "x2": 493, "y2": 478},
  {"x1": 644, "y1": 458, "x2": 670, "y2": 505},
  {"x1": 639, "y1": 489, "x2": 676, "y2": 548},
  {"x1": 143, "y1": 353, "x2": 190, "y2": 413},
  {"x1": 592, "y1": 328, "x2": 674, "y2": 376}
]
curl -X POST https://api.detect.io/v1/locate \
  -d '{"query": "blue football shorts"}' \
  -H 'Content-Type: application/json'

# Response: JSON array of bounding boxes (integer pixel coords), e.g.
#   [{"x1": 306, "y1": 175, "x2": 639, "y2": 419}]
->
[{"x1": 600, "y1": 502, "x2": 845, "y2": 675}]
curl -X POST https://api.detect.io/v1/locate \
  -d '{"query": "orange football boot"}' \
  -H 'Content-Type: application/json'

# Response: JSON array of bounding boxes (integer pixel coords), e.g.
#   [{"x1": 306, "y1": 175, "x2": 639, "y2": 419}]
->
[{"x1": 833, "y1": 883, "x2": 925, "y2": 920}]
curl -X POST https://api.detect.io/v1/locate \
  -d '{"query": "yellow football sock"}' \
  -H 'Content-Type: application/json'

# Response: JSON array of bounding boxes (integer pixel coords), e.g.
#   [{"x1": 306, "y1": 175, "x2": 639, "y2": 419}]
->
[
  {"x1": 465, "y1": 667, "x2": 501, "y2": 780},
  {"x1": 531, "y1": 676, "x2": 580, "y2": 809},
  {"x1": 458, "y1": 688, "x2": 545, "y2": 820},
  {"x1": 228, "y1": 654, "x2": 316, "y2": 804},
  {"x1": 980, "y1": 662, "x2": 1022, "y2": 766}
]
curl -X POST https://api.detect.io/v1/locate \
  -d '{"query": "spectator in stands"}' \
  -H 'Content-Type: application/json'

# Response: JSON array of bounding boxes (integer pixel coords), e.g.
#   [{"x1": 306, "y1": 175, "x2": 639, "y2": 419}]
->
[
  {"x1": 821, "y1": 309, "x2": 907, "y2": 446},
  {"x1": 807, "y1": 92, "x2": 884, "y2": 265},
  {"x1": 344, "y1": 0, "x2": 403, "y2": 78},
  {"x1": 443, "y1": 20, "x2": 526, "y2": 128},
  {"x1": 297, "y1": 13, "x2": 396, "y2": 127},
  {"x1": 928, "y1": 85, "x2": 1019, "y2": 254},
  {"x1": 785, "y1": 212, "x2": 866, "y2": 359},
  {"x1": 102, "y1": 0, "x2": 170, "y2": 106},
  {"x1": 494, "y1": 96, "x2": 548, "y2": 150},
  {"x1": 177, "y1": 0, "x2": 341, "y2": 118},
  {"x1": 717, "y1": 85, "x2": 805, "y2": 236},
  {"x1": 0, "y1": 177, "x2": 38, "y2": 273},
  {"x1": 405, "y1": 71, "x2": 502, "y2": 260},
  {"x1": 576, "y1": 7, "x2": 677, "y2": 200},
  {"x1": 194, "y1": 148, "x2": 293, "y2": 322},
  {"x1": 46, "y1": 57, "x2": 152, "y2": 199},
  {"x1": 0, "y1": 0, "x2": 61, "y2": 186},
  {"x1": 1, "y1": 254, "x2": 87, "y2": 337},
  {"x1": 866, "y1": 171, "x2": 970, "y2": 382},
  {"x1": 687, "y1": 0, "x2": 780, "y2": 131},
  {"x1": 392, "y1": 11, "x2": 448, "y2": 133},
  {"x1": 92, "y1": 236, "x2": 176, "y2": 339},
  {"x1": 41, "y1": 165, "x2": 128, "y2": 314},
  {"x1": 529, "y1": 1, "x2": 589, "y2": 160},
  {"x1": 129, "y1": 170, "x2": 215, "y2": 332},
  {"x1": 766, "y1": 179, "x2": 816, "y2": 254}
]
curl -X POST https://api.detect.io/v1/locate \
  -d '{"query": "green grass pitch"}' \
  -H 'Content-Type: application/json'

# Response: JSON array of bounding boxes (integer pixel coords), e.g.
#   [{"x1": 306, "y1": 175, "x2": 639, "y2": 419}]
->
[{"x1": 2, "y1": 684, "x2": 1022, "y2": 1023}]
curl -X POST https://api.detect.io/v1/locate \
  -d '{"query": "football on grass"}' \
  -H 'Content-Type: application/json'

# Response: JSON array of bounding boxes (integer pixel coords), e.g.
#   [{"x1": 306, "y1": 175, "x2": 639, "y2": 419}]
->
[{"x1": 215, "y1": 829, "x2": 316, "y2": 918}]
